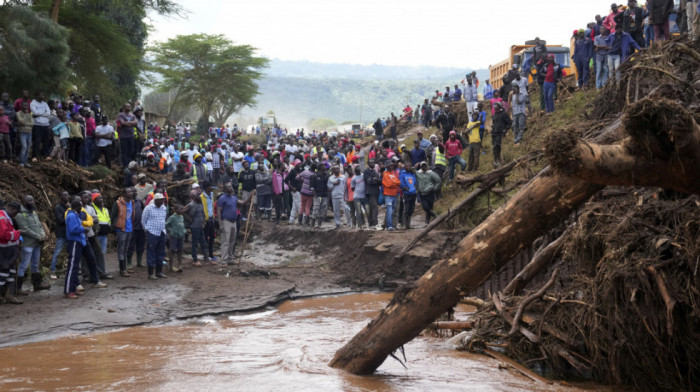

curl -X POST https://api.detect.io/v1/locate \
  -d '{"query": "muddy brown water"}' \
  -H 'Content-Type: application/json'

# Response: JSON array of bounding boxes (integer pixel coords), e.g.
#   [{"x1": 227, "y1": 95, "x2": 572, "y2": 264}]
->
[{"x1": 0, "y1": 293, "x2": 606, "y2": 391}]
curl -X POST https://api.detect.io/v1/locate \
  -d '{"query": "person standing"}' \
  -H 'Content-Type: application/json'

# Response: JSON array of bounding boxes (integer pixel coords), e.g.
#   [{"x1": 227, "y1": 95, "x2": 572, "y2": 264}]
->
[
  {"x1": 389, "y1": 113, "x2": 397, "y2": 141},
  {"x1": 93, "y1": 115, "x2": 114, "y2": 168},
  {"x1": 510, "y1": 85, "x2": 527, "y2": 145},
  {"x1": 272, "y1": 164, "x2": 286, "y2": 225},
  {"x1": 399, "y1": 165, "x2": 417, "y2": 229},
  {"x1": 621, "y1": 0, "x2": 646, "y2": 47},
  {"x1": 415, "y1": 162, "x2": 441, "y2": 224},
  {"x1": 16, "y1": 102, "x2": 33, "y2": 167},
  {"x1": 200, "y1": 182, "x2": 218, "y2": 261},
  {"x1": 647, "y1": 0, "x2": 675, "y2": 43},
  {"x1": 238, "y1": 161, "x2": 256, "y2": 221},
  {"x1": 465, "y1": 113, "x2": 482, "y2": 171},
  {"x1": 0, "y1": 106, "x2": 12, "y2": 163},
  {"x1": 165, "y1": 205, "x2": 185, "y2": 273},
  {"x1": 30, "y1": 92, "x2": 51, "y2": 161},
  {"x1": 310, "y1": 164, "x2": 330, "y2": 229},
  {"x1": 64, "y1": 199, "x2": 87, "y2": 299},
  {"x1": 184, "y1": 190, "x2": 209, "y2": 267},
  {"x1": 15, "y1": 195, "x2": 51, "y2": 294},
  {"x1": 217, "y1": 182, "x2": 252, "y2": 265},
  {"x1": 141, "y1": 193, "x2": 168, "y2": 280},
  {"x1": 126, "y1": 189, "x2": 146, "y2": 270},
  {"x1": 381, "y1": 162, "x2": 401, "y2": 231},
  {"x1": 110, "y1": 187, "x2": 135, "y2": 277},
  {"x1": 296, "y1": 162, "x2": 315, "y2": 226},
  {"x1": 117, "y1": 103, "x2": 137, "y2": 167},
  {"x1": 0, "y1": 200, "x2": 22, "y2": 304},
  {"x1": 537, "y1": 54, "x2": 563, "y2": 114},
  {"x1": 463, "y1": 76, "x2": 479, "y2": 119},
  {"x1": 285, "y1": 161, "x2": 304, "y2": 225},
  {"x1": 327, "y1": 166, "x2": 346, "y2": 230},
  {"x1": 572, "y1": 30, "x2": 594, "y2": 89},
  {"x1": 49, "y1": 191, "x2": 70, "y2": 280},
  {"x1": 491, "y1": 102, "x2": 512, "y2": 168},
  {"x1": 362, "y1": 161, "x2": 380, "y2": 229},
  {"x1": 92, "y1": 193, "x2": 111, "y2": 266},
  {"x1": 445, "y1": 131, "x2": 465, "y2": 179},
  {"x1": 255, "y1": 164, "x2": 273, "y2": 221},
  {"x1": 350, "y1": 166, "x2": 367, "y2": 228},
  {"x1": 594, "y1": 26, "x2": 610, "y2": 89}
]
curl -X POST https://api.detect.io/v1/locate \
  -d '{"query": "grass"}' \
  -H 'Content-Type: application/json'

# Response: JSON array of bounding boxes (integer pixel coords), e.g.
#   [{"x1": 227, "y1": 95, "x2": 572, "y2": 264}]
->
[
  {"x1": 86, "y1": 165, "x2": 117, "y2": 181},
  {"x1": 431, "y1": 88, "x2": 597, "y2": 230}
]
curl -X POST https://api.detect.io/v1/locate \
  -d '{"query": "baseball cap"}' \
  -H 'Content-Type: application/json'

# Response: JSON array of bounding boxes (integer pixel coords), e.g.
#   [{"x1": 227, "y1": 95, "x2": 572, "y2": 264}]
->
[
  {"x1": 153, "y1": 193, "x2": 165, "y2": 200},
  {"x1": 137, "y1": 173, "x2": 146, "y2": 179}
]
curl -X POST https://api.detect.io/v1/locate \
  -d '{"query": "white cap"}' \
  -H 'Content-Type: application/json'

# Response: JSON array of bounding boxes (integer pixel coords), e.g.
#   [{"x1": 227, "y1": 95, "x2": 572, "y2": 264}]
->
[
  {"x1": 153, "y1": 193, "x2": 165, "y2": 200},
  {"x1": 192, "y1": 183, "x2": 200, "y2": 189}
]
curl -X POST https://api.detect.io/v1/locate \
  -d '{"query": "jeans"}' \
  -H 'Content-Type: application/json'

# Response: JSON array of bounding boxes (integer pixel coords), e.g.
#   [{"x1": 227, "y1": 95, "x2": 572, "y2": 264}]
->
[
  {"x1": 331, "y1": 198, "x2": 345, "y2": 226},
  {"x1": 88, "y1": 236, "x2": 107, "y2": 276},
  {"x1": 448, "y1": 155, "x2": 466, "y2": 179},
  {"x1": 146, "y1": 232, "x2": 166, "y2": 268},
  {"x1": 19, "y1": 246, "x2": 41, "y2": 277},
  {"x1": 543, "y1": 82, "x2": 556, "y2": 113},
  {"x1": 353, "y1": 198, "x2": 367, "y2": 227},
  {"x1": 97, "y1": 235, "x2": 108, "y2": 256},
  {"x1": 644, "y1": 25, "x2": 654, "y2": 47},
  {"x1": 595, "y1": 55, "x2": 608, "y2": 88},
  {"x1": 190, "y1": 226, "x2": 208, "y2": 262},
  {"x1": 116, "y1": 230, "x2": 132, "y2": 271},
  {"x1": 513, "y1": 114, "x2": 527, "y2": 143},
  {"x1": 607, "y1": 54, "x2": 621, "y2": 83},
  {"x1": 50, "y1": 237, "x2": 67, "y2": 272},
  {"x1": 19, "y1": 133, "x2": 31, "y2": 165},
  {"x1": 288, "y1": 191, "x2": 301, "y2": 223},
  {"x1": 384, "y1": 195, "x2": 396, "y2": 229},
  {"x1": 80, "y1": 137, "x2": 94, "y2": 167}
]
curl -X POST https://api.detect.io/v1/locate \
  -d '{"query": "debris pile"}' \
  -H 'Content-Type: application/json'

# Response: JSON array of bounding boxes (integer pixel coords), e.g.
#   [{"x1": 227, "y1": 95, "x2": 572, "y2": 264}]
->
[{"x1": 462, "y1": 37, "x2": 700, "y2": 391}]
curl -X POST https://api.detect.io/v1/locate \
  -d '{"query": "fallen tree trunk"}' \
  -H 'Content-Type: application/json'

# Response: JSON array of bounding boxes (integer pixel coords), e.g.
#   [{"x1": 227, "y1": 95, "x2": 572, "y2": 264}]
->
[
  {"x1": 330, "y1": 95, "x2": 698, "y2": 375},
  {"x1": 503, "y1": 229, "x2": 569, "y2": 296},
  {"x1": 547, "y1": 98, "x2": 700, "y2": 196},
  {"x1": 329, "y1": 167, "x2": 604, "y2": 374}
]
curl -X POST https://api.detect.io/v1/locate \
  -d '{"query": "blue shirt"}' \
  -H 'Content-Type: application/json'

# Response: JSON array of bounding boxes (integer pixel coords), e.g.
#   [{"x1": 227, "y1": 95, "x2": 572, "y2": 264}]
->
[
  {"x1": 478, "y1": 111, "x2": 487, "y2": 130},
  {"x1": 217, "y1": 193, "x2": 239, "y2": 221},
  {"x1": 483, "y1": 84, "x2": 494, "y2": 100},
  {"x1": 410, "y1": 148, "x2": 427, "y2": 166},
  {"x1": 244, "y1": 154, "x2": 256, "y2": 165},
  {"x1": 125, "y1": 201, "x2": 133, "y2": 233},
  {"x1": 204, "y1": 192, "x2": 214, "y2": 218},
  {"x1": 399, "y1": 170, "x2": 417, "y2": 195},
  {"x1": 65, "y1": 210, "x2": 86, "y2": 246},
  {"x1": 605, "y1": 32, "x2": 641, "y2": 62}
]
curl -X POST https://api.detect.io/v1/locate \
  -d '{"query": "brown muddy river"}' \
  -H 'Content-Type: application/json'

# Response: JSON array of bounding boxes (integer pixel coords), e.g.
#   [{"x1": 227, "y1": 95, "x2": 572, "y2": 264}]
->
[{"x1": 0, "y1": 293, "x2": 605, "y2": 391}]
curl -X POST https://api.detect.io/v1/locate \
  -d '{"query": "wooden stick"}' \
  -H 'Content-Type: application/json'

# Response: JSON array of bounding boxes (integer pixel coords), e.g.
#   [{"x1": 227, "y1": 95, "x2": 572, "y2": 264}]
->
[
  {"x1": 508, "y1": 268, "x2": 559, "y2": 336},
  {"x1": 504, "y1": 230, "x2": 568, "y2": 295},
  {"x1": 646, "y1": 265, "x2": 676, "y2": 336},
  {"x1": 492, "y1": 292, "x2": 539, "y2": 343},
  {"x1": 460, "y1": 297, "x2": 486, "y2": 308},
  {"x1": 237, "y1": 191, "x2": 257, "y2": 264},
  {"x1": 430, "y1": 320, "x2": 474, "y2": 330},
  {"x1": 481, "y1": 348, "x2": 551, "y2": 384}
]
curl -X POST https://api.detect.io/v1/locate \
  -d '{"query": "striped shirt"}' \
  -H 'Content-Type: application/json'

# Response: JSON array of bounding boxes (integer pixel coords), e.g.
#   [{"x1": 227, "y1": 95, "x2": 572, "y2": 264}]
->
[{"x1": 141, "y1": 203, "x2": 168, "y2": 236}]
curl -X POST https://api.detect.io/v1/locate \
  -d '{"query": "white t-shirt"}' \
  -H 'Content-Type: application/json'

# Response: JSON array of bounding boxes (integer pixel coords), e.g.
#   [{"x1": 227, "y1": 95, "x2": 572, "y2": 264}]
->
[
  {"x1": 230, "y1": 151, "x2": 244, "y2": 173},
  {"x1": 95, "y1": 124, "x2": 114, "y2": 147}
]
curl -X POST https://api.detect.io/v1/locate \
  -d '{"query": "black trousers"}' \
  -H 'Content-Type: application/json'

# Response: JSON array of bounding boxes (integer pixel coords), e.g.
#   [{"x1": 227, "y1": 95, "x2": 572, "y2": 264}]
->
[
  {"x1": 32, "y1": 125, "x2": 51, "y2": 159},
  {"x1": 120, "y1": 137, "x2": 134, "y2": 167},
  {"x1": 94, "y1": 145, "x2": 112, "y2": 168},
  {"x1": 204, "y1": 220, "x2": 215, "y2": 258}
]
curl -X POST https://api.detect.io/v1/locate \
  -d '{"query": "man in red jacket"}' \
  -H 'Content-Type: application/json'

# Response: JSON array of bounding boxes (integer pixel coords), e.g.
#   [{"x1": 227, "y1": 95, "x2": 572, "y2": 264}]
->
[
  {"x1": 445, "y1": 130, "x2": 466, "y2": 180},
  {"x1": 0, "y1": 200, "x2": 22, "y2": 304}
]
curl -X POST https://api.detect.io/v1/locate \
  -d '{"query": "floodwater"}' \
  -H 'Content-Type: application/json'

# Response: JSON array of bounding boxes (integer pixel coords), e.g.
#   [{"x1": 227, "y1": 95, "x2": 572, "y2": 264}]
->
[{"x1": 0, "y1": 293, "x2": 605, "y2": 391}]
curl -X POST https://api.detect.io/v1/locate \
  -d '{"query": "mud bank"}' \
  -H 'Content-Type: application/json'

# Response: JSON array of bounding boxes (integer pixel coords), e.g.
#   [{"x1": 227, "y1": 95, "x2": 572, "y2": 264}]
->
[{"x1": 0, "y1": 217, "x2": 459, "y2": 347}]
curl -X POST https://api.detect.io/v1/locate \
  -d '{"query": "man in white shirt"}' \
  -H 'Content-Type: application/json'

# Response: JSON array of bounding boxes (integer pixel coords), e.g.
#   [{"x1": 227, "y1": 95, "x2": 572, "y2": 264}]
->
[
  {"x1": 94, "y1": 115, "x2": 114, "y2": 168},
  {"x1": 30, "y1": 92, "x2": 51, "y2": 160},
  {"x1": 230, "y1": 144, "x2": 244, "y2": 173}
]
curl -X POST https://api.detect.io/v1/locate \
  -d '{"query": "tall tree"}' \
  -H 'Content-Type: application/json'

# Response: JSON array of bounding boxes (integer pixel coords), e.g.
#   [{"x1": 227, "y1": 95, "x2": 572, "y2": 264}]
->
[
  {"x1": 0, "y1": 5, "x2": 71, "y2": 96},
  {"x1": 149, "y1": 34, "x2": 269, "y2": 132}
]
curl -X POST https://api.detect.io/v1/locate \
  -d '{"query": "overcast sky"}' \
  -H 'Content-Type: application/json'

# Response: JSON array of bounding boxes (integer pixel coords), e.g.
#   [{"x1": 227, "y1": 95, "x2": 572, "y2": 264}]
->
[{"x1": 148, "y1": 0, "x2": 613, "y2": 70}]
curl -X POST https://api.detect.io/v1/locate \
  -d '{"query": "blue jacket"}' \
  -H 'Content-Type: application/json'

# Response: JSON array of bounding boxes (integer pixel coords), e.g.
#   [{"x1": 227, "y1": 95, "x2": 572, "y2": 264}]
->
[
  {"x1": 399, "y1": 170, "x2": 417, "y2": 195},
  {"x1": 573, "y1": 38, "x2": 593, "y2": 63},
  {"x1": 410, "y1": 148, "x2": 427, "y2": 166},
  {"x1": 65, "y1": 209, "x2": 86, "y2": 246},
  {"x1": 605, "y1": 32, "x2": 641, "y2": 63}
]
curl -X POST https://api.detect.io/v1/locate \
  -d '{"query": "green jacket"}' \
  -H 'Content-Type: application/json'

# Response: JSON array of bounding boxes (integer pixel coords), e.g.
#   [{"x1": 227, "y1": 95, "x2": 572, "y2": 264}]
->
[
  {"x1": 165, "y1": 214, "x2": 186, "y2": 239},
  {"x1": 415, "y1": 170, "x2": 442, "y2": 194},
  {"x1": 15, "y1": 207, "x2": 45, "y2": 248}
]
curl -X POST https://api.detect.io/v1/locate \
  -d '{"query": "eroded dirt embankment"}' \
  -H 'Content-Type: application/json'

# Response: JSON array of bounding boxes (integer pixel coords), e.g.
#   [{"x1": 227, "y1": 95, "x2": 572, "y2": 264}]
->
[{"x1": 1, "y1": 218, "x2": 460, "y2": 347}]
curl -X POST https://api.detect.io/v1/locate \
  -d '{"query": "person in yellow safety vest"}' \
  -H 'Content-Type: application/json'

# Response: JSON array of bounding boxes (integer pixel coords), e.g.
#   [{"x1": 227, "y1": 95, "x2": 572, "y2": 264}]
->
[
  {"x1": 192, "y1": 153, "x2": 208, "y2": 182},
  {"x1": 430, "y1": 134, "x2": 447, "y2": 179},
  {"x1": 92, "y1": 193, "x2": 112, "y2": 259}
]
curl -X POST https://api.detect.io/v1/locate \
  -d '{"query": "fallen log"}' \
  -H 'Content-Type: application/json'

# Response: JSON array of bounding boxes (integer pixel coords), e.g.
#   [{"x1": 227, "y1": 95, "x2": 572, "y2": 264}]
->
[
  {"x1": 504, "y1": 230, "x2": 568, "y2": 296},
  {"x1": 547, "y1": 98, "x2": 700, "y2": 196},
  {"x1": 329, "y1": 167, "x2": 604, "y2": 374},
  {"x1": 430, "y1": 320, "x2": 474, "y2": 330}
]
